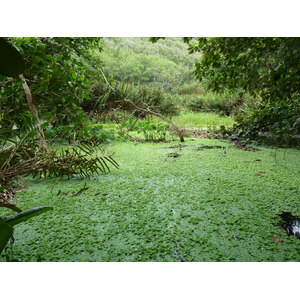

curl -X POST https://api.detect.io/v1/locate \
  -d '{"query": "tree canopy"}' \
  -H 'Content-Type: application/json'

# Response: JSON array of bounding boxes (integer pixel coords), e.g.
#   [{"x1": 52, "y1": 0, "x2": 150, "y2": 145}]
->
[
  {"x1": 184, "y1": 37, "x2": 300, "y2": 102},
  {"x1": 0, "y1": 37, "x2": 103, "y2": 128},
  {"x1": 98, "y1": 37, "x2": 200, "y2": 92}
]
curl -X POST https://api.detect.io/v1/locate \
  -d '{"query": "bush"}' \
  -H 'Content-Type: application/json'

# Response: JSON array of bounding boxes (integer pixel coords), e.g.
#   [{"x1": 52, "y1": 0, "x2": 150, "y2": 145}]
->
[
  {"x1": 231, "y1": 95, "x2": 300, "y2": 147},
  {"x1": 119, "y1": 118, "x2": 170, "y2": 141},
  {"x1": 88, "y1": 81, "x2": 179, "y2": 118},
  {"x1": 185, "y1": 92, "x2": 244, "y2": 116},
  {"x1": 0, "y1": 38, "x2": 103, "y2": 128},
  {"x1": 185, "y1": 95, "x2": 206, "y2": 112},
  {"x1": 94, "y1": 110, "x2": 131, "y2": 123},
  {"x1": 44, "y1": 124, "x2": 116, "y2": 144},
  {"x1": 174, "y1": 82, "x2": 205, "y2": 95}
]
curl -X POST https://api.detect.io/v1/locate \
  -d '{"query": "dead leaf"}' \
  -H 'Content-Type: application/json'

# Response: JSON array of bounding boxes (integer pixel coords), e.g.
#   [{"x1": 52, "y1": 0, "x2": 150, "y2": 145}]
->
[{"x1": 270, "y1": 236, "x2": 284, "y2": 243}]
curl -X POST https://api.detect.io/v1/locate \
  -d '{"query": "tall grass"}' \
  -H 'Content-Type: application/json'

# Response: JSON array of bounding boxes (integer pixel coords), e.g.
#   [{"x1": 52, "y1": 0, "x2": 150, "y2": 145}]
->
[
  {"x1": 170, "y1": 111, "x2": 234, "y2": 130},
  {"x1": 148, "y1": 111, "x2": 234, "y2": 130}
]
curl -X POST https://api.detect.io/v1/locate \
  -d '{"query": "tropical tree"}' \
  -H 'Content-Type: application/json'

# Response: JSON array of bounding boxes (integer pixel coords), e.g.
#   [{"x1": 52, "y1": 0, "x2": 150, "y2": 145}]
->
[
  {"x1": 183, "y1": 37, "x2": 300, "y2": 102},
  {"x1": 0, "y1": 37, "x2": 103, "y2": 130},
  {"x1": 166, "y1": 37, "x2": 300, "y2": 145},
  {"x1": 185, "y1": 38, "x2": 300, "y2": 145}
]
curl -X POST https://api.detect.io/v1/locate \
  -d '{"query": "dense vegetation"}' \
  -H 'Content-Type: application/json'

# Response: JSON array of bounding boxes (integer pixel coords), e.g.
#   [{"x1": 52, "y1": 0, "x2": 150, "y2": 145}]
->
[
  {"x1": 0, "y1": 37, "x2": 299, "y2": 262},
  {"x1": 183, "y1": 37, "x2": 300, "y2": 146},
  {"x1": 0, "y1": 37, "x2": 103, "y2": 128},
  {"x1": 98, "y1": 37, "x2": 200, "y2": 92}
]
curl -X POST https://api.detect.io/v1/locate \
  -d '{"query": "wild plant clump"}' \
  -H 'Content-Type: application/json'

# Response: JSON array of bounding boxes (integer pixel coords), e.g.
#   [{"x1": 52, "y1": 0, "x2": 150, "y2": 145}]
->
[
  {"x1": 0, "y1": 124, "x2": 119, "y2": 199},
  {"x1": 0, "y1": 140, "x2": 118, "y2": 186},
  {"x1": 86, "y1": 81, "x2": 179, "y2": 118},
  {"x1": 185, "y1": 92, "x2": 245, "y2": 116},
  {"x1": 231, "y1": 95, "x2": 300, "y2": 147},
  {"x1": 44, "y1": 123, "x2": 116, "y2": 145},
  {"x1": 119, "y1": 118, "x2": 170, "y2": 142}
]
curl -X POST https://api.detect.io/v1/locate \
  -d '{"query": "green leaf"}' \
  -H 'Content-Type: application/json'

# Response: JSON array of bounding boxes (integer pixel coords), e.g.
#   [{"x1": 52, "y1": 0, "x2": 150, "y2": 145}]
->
[
  {"x1": 4, "y1": 206, "x2": 53, "y2": 226},
  {"x1": 0, "y1": 38, "x2": 25, "y2": 77},
  {"x1": 0, "y1": 221, "x2": 13, "y2": 254}
]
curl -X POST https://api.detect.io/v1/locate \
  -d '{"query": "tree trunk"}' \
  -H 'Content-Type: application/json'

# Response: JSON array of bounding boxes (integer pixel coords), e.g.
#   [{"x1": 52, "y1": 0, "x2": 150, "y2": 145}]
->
[{"x1": 19, "y1": 74, "x2": 48, "y2": 152}]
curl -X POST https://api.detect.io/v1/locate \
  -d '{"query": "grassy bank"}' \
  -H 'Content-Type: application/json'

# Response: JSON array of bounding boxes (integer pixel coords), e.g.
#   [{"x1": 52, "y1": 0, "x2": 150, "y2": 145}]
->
[
  {"x1": 156, "y1": 111, "x2": 234, "y2": 130},
  {"x1": 2, "y1": 138, "x2": 299, "y2": 262}
]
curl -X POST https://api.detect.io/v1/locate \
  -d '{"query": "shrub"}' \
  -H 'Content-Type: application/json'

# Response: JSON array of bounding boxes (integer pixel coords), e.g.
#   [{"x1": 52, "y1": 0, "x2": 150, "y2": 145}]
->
[
  {"x1": 119, "y1": 118, "x2": 170, "y2": 141},
  {"x1": 157, "y1": 97, "x2": 180, "y2": 117},
  {"x1": 94, "y1": 110, "x2": 131, "y2": 123},
  {"x1": 44, "y1": 124, "x2": 116, "y2": 144},
  {"x1": 88, "y1": 81, "x2": 179, "y2": 118},
  {"x1": 185, "y1": 95, "x2": 207, "y2": 112},
  {"x1": 0, "y1": 38, "x2": 103, "y2": 128},
  {"x1": 174, "y1": 82, "x2": 205, "y2": 95},
  {"x1": 185, "y1": 92, "x2": 244, "y2": 116},
  {"x1": 231, "y1": 94, "x2": 300, "y2": 147}
]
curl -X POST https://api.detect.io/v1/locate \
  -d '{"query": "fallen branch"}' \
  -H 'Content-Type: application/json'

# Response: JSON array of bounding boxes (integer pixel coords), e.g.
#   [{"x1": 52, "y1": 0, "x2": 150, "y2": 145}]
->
[
  {"x1": 70, "y1": 183, "x2": 89, "y2": 197},
  {"x1": 0, "y1": 203, "x2": 22, "y2": 213},
  {"x1": 123, "y1": 98, "x2": 185, "y2": 142},
  {"x1": 98, "y1": 69, "x2": 185, "y2": 142}
]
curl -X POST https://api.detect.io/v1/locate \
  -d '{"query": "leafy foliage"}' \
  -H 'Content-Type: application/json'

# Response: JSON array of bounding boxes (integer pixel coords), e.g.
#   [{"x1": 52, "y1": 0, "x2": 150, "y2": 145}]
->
[
  {"x1": 35, "y1": 144, "x2": 119, "y2": 178},
  {"x1": 0, "y1": 220, "x2": 13, "y2": 253},
  {"x1": 87, "y1": 81, "x2": 179, "y2": 117},
  {"x1": 0, "y1": 121, "x2": 119, "y2": 184},
  {"x1": 185, "y1": 38, "x2": 300, "y2": 100},
  {"x1": 185, "y1": 92, "x2": 245, "y2": 116},
  {"x1": 232, "y1": 95, "x2": 300, "y2": 146},
  {"x1": 183, "y1": 37, "x2": 300, "y2": 145},
  {"x1": 4, "y1": 206, "x2": 53, "y2": 227},
  {"x1": 0, "y1": 37, "x2": 103, "y2": 129},
  {"x1": 98, "y1": 37, "x2": 200, "y2": 93},
  {"x1": 44, "y1": 124, "x2": 116, "y2": 144},
  {"x1": 120, "y1": 118, "x2": 170, "y2": 141}
]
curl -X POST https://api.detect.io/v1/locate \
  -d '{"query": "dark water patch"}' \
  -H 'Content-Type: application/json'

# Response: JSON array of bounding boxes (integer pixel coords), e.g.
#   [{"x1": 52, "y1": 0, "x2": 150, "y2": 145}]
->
[
  {"x1": 130, "y1": 138, "x2": 171, "y2": 143},
  {"x1": 167, "y1": 152, "x2": 181, "y2": 158},
  {"x1": 278, "y1": 212, "x2": 300, "y2": 239},
  {"x1": 169, "y1": 144, "x2": 189, "y2": 149},
  {"x1": 195, "y1": 144, "x2": 225, "y2": 151},
  {"x1": 231, "y1": 140, "x2": 260, "y2": 151},
  {"x1": 160, "y1": 144, "x2": 189, "y2": 149},
  {"x1": 181, "y1": 129, "x2": 211, "y2": 138}
]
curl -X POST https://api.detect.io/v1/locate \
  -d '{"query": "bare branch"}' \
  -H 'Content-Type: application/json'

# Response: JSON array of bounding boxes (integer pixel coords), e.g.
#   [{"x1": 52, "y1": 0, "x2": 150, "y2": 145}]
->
[
  {"x1": 98, "y1": 70, "x2": 185, "y2": 142},
  {"x1": 19, "y1": 74, "x2": 48, "y2": 152},
  {"x1": 123, "y1": 98, "x2": 185, "y2": 142}
]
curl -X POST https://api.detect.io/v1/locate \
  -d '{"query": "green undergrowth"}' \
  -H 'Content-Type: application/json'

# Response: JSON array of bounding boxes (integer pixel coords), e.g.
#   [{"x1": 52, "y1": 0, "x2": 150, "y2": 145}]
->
[
  {"x1": 1, "y1": 139, "x2": 300, "y2": 261},
  {"x1": 100, "y1": 111, "x2": 234, "y2": 132},
  {"x1": 169, "y1": 111, "x2": 234, "y2": 130}
]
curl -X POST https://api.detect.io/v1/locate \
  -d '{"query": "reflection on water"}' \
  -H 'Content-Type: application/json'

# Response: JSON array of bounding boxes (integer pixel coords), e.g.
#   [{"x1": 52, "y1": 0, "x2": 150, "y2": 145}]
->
[{"x1": 278, "y1": 212, "x2": 300, "y2": 239}]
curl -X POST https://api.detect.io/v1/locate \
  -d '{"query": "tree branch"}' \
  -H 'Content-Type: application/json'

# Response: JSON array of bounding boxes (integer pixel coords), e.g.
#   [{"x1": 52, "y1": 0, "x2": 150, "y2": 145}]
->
[
  {"x1": 123, "y1": 98, "x2": 185, "y2": 142},
  {"x1": 98, "y1": 69, "x2": 185, "y2": 142},
  {"x1": 19, "y1": 74, "x2": 48, "y2": 152}
]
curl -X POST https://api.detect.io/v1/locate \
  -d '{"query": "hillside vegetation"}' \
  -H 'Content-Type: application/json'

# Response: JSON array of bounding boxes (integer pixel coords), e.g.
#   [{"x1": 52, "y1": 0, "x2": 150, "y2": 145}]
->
[{"x1": 98, "y1": 37, "x2": 200, "y2": 92}]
